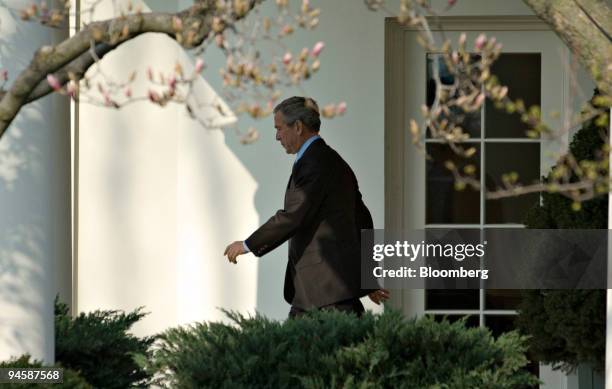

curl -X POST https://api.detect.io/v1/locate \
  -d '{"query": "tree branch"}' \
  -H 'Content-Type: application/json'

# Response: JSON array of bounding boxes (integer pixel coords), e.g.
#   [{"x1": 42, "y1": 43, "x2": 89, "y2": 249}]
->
[
  {"x1": 25, "y1": 41, "x2": 119, "y2": 103},
  {"x1": 572, "y1": 0, "x2": 612, "y2": 42},
  {"x1": 522, "y1": 0, "x2": 611, "y2": 95},
  {"x1": 0, "y1": 0, "x2": 263, "y2": 139}
]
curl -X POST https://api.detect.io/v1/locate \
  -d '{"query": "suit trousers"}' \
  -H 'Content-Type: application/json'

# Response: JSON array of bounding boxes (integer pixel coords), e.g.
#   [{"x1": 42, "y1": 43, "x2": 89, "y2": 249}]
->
[{"x1": 288, "y1": 298, "x2": 365, "y2": 319}]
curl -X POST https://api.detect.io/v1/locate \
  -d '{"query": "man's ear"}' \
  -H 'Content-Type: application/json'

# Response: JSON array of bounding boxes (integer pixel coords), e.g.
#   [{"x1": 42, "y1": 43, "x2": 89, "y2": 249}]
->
[{"x1": 295, "y1": 120, "x2": 304, "y2": 135}]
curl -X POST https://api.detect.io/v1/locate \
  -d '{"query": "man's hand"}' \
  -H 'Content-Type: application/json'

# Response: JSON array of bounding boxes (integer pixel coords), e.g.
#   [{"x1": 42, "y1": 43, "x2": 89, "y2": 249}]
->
[
  {"x1": 224, "y1": 241, "x2": 246, "y2": 264},
  {"x1": 368, "y1": 288, "x2": 390, "y2": 305}
]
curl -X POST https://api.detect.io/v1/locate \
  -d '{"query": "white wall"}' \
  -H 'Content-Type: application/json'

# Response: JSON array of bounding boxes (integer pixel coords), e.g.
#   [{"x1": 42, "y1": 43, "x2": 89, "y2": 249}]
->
[
  {"x1": 76, "y1": 0, "x2": 261, "y2": 336},
  {"x1": 0, "y1": 2, "x2": 71, "y2": 362}
]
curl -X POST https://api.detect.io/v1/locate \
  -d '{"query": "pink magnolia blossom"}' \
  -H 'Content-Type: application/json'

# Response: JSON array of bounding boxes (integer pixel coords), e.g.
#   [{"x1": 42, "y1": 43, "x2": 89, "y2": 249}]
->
[
  {"x1": 448, "y1": 0, "x2": 457, "y2": 6},
  {"x1": 474, "y1": 34, "x2": 487, "y2": 50},
  {"x1": 147, "y1": 67, "x2": 154, "y2": 81},
  {"x1": 281, "y1": 25, "x2": 293, "y2": 35},
  {"x1": 0, "y1": 69, "x2": 7, "y2": 81},
  {"x1": 148, "y1": 90, "x2": 160, "y2": 103},
  {"x1": 46, "y1": 74, "x2": 61, "y2": 91},
  {"x1": 168, "y1": 75, "x2": 177, "y2": 90},
  {"x1": 336, "y1": 101, "x2": 347, "y2": 115},
  {"x1": 103, "y1": 92, "x2": 114, "y2": 107},
  {"x1": 124, "y1": 87, "x2": 132, "y2": 98},
  {"x1": 172, "y1": 16, "x2": 182, "y2": 30},
  {"x1": 195, "y1": 58, "x2": 205, "y2": 74},
  {"x1": 282, "y1": 52, "x2": 292, "y2": 65},
  {"x1": 311, "y1": 41, "x2": 325, "y2": 57},
  {"x1": 451, "y1": 51, "x2": 459, "y2": 64},
  {"x1": 474, "y1": 93, "x2": 486, "y2": 107}
]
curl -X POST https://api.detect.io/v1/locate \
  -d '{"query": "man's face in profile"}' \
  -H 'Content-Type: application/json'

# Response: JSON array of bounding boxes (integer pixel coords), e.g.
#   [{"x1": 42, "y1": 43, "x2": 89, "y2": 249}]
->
[{"x1": 274, "y1": 111, "x2": 300, "y2": 154}]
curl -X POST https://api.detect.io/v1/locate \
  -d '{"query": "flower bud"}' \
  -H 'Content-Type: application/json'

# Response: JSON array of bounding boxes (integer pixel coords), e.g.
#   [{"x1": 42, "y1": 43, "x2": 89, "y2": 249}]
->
[
  {"x1": 172, "y1": 16, "x2": 183, "y2": 31},
  {"x1": 148, "y1": 90, "x2": 160, "y2": 102},
  {"x1": 474, "y1": 34, "x2": 487, "y2": 50},
  {"x1": 311, "y1": 41, "x2": 325, "y2": 57},
  {"x1": 282, "y1": 52, "x2": 292, "y2": 65},
  {"x1": 46, "y1": 74, "x2": 61, "y2": 91},
  {"x1": 195, "y1": 58, "x2": 205, "y2": 74}
]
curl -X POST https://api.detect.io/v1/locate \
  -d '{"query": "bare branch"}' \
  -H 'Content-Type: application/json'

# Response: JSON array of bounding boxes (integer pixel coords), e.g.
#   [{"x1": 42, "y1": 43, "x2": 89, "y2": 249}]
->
[
  {"x1": 522, "y1": 0, "x2": 612, "y2": 95},
  {"x1": 0, "y1": 0, "x2": 264, "y2": 139},
  {"x1": 23, "y1": 41, "x2": 118, "y2": 103}
]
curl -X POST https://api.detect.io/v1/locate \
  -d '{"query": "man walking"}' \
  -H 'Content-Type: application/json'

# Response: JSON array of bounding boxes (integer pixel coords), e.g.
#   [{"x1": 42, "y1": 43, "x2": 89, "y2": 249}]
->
[{"x1": 224, "y1": 96, "x2": 388, "y2": 317}]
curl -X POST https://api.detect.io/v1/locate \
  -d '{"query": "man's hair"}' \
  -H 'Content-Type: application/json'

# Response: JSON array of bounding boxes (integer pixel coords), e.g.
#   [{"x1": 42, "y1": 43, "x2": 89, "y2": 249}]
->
[{"x1": 273, "y1": 96, "x2": 321, "y2": 132}]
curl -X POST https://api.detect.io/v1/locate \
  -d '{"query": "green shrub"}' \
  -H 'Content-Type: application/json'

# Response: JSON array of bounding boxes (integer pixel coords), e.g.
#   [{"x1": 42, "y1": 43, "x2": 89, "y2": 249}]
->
[
  {"x1": 518, "y1": 90, "x2": 608, "y2": 372},
  {"x1": 516, "y1": 290, "x2": 605, "y2": 372},
  {"x1": 523, "y1": 98, "x2": 608, "y2": 230},
  {"x1": 55, "y1": 298, "x2": 154, "y2": 388},
  {"x1": 144, "y1": 309, "x2": 538, "y2": 388},
  {"x1": 0, "y1": 354, "x2": 92, "y2": 389}
]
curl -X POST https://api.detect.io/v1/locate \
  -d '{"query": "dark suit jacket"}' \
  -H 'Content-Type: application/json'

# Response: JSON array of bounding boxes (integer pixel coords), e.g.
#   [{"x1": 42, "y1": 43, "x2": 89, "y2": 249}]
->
[{"x1": 245, "y1": 138, "x2": 374, "y2": 309}]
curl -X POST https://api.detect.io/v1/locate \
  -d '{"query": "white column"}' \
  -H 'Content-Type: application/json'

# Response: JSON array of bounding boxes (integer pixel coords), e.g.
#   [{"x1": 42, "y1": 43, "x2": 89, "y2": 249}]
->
[{"x1": 0, "y1": 3, "x2": 70, "y2": 363}]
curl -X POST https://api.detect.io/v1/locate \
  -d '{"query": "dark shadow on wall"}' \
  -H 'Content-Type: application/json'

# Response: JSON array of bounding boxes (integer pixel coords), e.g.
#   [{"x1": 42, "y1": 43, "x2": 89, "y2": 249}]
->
[
  {"x1": 0, "y1": 101, "x2": 57, "y2": 361},
  {"x1": 221, "y1": 123, "x2": 292, "y2": 320},
  {"x1": 0, "y1": 5, "x2": 71, "y2": 361},
  {"x1": 0, "y1": 222, "x2": 52, "y2": 359}
]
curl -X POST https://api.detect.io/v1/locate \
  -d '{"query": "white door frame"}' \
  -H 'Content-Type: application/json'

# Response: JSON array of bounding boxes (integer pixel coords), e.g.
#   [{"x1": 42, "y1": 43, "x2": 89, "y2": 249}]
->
[{"x1": 384, "y1": 15, "x2": 577, "y2": 388}]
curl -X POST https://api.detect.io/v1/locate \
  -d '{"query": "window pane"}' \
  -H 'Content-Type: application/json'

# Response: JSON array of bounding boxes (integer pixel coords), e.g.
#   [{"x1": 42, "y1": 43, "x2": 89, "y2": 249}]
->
[
  {"x1": 484, "y1": 315, "x2": 516, "y2": 338},
  {"x1": 426, "y1": 143, "x2": 480, "y2": 224},
  {"x1": 485, "y1": 53, "x2": 541, "y2": 138},
  {"x1": 485, "y1": 143, "x2": 540, "y2": 223},
  {"x1": 426, "y1": 54, "x2": 481, "y2": 138},
  {"x1": 485, "y1": 289, "x2": 522, "y2": 310},
  {"x1": 426, "y1": 289, "x2": 479, "y2": 310}
]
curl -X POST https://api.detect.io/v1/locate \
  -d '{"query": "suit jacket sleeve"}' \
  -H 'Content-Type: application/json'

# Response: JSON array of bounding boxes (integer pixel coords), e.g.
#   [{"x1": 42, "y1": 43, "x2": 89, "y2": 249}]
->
[
  {"x1": 356, "y1": 192, "x2": 373, "y2": 234},
  {"x1": 245, "y1": 158, "x2": 331, "y2": 257}
]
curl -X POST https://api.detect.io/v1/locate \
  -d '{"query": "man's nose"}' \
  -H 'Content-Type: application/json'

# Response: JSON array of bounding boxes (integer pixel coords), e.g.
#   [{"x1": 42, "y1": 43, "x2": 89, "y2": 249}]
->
[{"x1": 275, "y1": 131, "x2": 281, "y2": 141}]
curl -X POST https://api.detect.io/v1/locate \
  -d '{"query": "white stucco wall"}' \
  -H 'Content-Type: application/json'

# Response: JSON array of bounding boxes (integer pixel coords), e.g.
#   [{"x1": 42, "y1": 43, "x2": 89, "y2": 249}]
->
[{"x1": 0, "y1": 2, "x2": 71, "y2": 362}]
